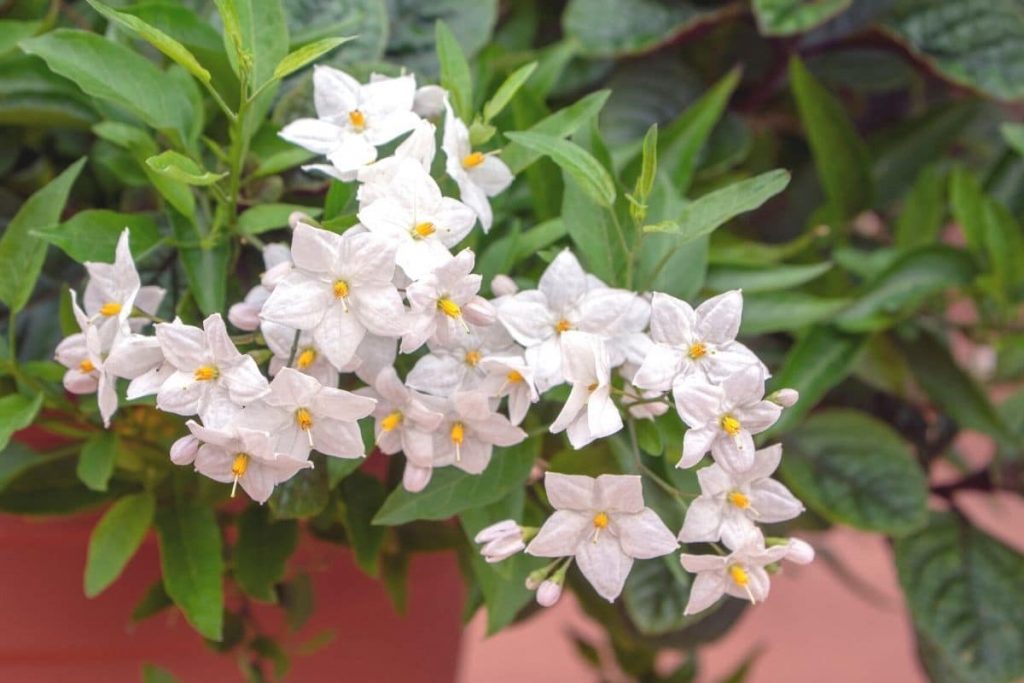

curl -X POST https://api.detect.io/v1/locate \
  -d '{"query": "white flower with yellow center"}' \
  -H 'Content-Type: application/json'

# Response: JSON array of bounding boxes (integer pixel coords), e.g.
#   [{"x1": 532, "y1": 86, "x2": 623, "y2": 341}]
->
[
  {"x1": 406, "y1": 322, "x2": 517, "y2": 397},
  {"x1": 431, "y1": 390, "x2": 527, "y2": 474},
  {"x1": 402, "y1": 249, "x2": 482, "y2": 352},
  {"x1": 262, "y1": 368, "x2": 376, "y2": 462},
  {"x1": 82, "y1": 228, "x2": 164, "y2": 342},
  {"x1": 679, "y1": 530, "x2": 790, "y2": 615},
  {"x1": 54, "y1": 324, "x2": 118, "y2": 426},
  {"x1": 259, "y1": 224, "x2": 407, "y2": 370},
  {"x1": 526, "y1": 473, "x2": 678, "y2": 602},
  {"x1": 549, "y1": 331, "x2": 622, "y2": 449},
  {"x1": 262, "y1": 322, "x2": 338, "y2": 389},
  {"x1": 355, "y1": 119, "x2": 437, "y2": 206},
  {"x1": 478, "y1": 355, "x2": 539, "y2": 426},
  {"x1": 633, "y1": 290, "x2": 764, "y2": 392},
  {"x1": 674, "y1": 364, "x2": 782, "y2": 472},
  {"x1": 679, "y1": 444, "x2": 804, "y2": 548},
  {"x1": 442, "y1": 100, "x2": 513, "y2": 232},
  {"x1": 281, "y1": 67, "x2": 420, "y2": 180}
]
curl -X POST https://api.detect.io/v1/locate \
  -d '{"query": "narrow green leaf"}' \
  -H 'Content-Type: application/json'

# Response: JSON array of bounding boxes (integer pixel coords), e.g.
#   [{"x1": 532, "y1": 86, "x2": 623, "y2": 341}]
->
[
  {"x1": 706, "y1": 261, "x2": 832, "y2": 293},
  {"x1": 1003, "y1": 122, "x2": 1024, "y2": 157},
  {"x1": 146, "y1": 150, "x2": 226, "y2": 186},
  {"x1": 789, "y1": 56, "x2": 872, "y2": 221},
  {"x1": 505, "y1": 131, "x2": 616, "y2": 206},
  {"x1": 503, "y1": 90, "x2": 611, "y2": 173},
  {"x1": 739, "y1": 292, "x2": 851, "y2": 335},
  {"x1": 77, "y1": 432, "x2": 119, "y2": 492},
  {"x1": 154, "y1": 499, "x2": 224, "y2": 640},
  {"x1": 234, "y1": 504, "x2": 298, "y2": 601},
  {"x1": 482, "y1": 61, "x2": 537, "y2": 123},
  {"x1": 436, "y1": 20, "x2": 473, "y2": 121},
  {"x1": 632, "y1": 123, "x2": 658, "y2": 217},
  {"x1": 326, "y1": 456, "x2": 362, "y2": 489},
  {"x1": 132, "y1": 580, "x2": 172, "y2": 622},
  {"x1": 895, "y1": 164, "x2": 946, "y2": 249},
  {"x1": 233, "y1": 0, "x2": 289, "y2": 89},
  {"x1": 84, "y1": 492, "x2": 156, "y2": 597},
  {"x1": 0, "y1": 159, "x2": 84, "y2": 313},
  {"x1": 272, "y1": 36, "x2": 353, "y2": 80},
  {"x1": 86, "y1": 0, "x2": 212, "y2": 83},
  {"x1": 33, "y1": 210, "x2": 161, "y2": 264},
  {"x1": 948, "y1": 167, "x2": 988, "y2": 254},
  {"x1": 237, "y1": 203, "x2": 322, "y2": 236},
  {"x1": 213, "y1": 0, "x2": 245, "y2": 78},
  {"x1": 0, "y1": 20, "x2": 40, "y2": 57}
]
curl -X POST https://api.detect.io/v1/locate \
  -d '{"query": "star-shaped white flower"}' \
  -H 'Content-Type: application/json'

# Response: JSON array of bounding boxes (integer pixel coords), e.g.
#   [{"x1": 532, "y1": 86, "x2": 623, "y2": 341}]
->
[
  {"x1": 55, "y1": 324, "x2": 118, "y2": 426},
  {"x1": 679, "y1": 530, "x2": 789, "y2": 615},
  {"x1": 402, "y1": 249, "x2": 482, "y2": 352},
  {"x1": 526, "y1": 473, "x2": 678, "y2": 601},
  {"x1": 549, "y1": 331, "x2": 622, "y2": 449},
  {"x1": 675, "y1": 364, "x2": 782, "y2": 472},
  {"x1": 281, "y1": 67, "x2": 420, "y2": 180},
  {"x1": 633, "y1": 291, "x2": 763, "y2": 392},
  {"x1": 262, "y1": 322, "x2": 339, "y2": 388},
  {"x1": 356, "y1": 119, "x2": 437, "y2": 206},
  {"x1": 442, "y1": 100, "x2": 513, "y2": 232},
  {"x1": 358, "y1": 160, "x2": 476, "y2": 280},
  {"x1": 82, "y1": 228, "x2": 164, "y2": 341},
  {"x1": 259, "y1": 224, "x2": 407, "y2": 369},
  {"x1": 679, "y1": 444, "x2": 804, "y2": 548},
  {"x1": 431, "y1": 391, "x2": 527, "y2": 474},
  {"x1": 478, "y1": 355, "x2": 539, "y2": 425},
  {"x1": 406, "y1": 322, "x2": 517, "y2": 397}
]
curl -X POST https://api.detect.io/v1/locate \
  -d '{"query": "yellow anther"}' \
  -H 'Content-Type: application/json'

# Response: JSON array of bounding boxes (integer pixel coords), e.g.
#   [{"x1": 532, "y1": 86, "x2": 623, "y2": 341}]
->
[
  {"x1": 413, "y1": 221, "x2": 436, "y2": 238},
  {"x1": 333, "y1": 279, "x2": 350, "y2": 299},
  {"x1": 728, "y1": 491, "x2": 751, "y2": 509},
  {"x1": 555, "y1": 319, "x2": 572, "y2": 334},
  {"x1": 592, "y1": 512, "x2": 609, "y2": 529},
  {"x1": 506, "y1": 370, "x2": 524, "y2": 383},
  {"x1": 230, "y1": 452, "x2": 250, "y2": 498},
  {"x1": 381, "y1": 411, "x2": 402, "y2": 432},
  {"x1": 99, "y1": 302, "x2": 122, "y2": 317},
  {"x1": 296, "y1": 348, "x2": 317, "y2": 369},
  {"x1": 587, "y1": 382, "x2": 598, "y2": 392},
  {"x1": 194, "y1": 365, "x2": 219, "y2": 382},
  {"x1": 296, "y1": 407, "x2": 313, "y2": 431},
  {"x1": 348, "y1": 109, "x2": 366, "y2": 130},
  {"x1": 450, "y1": 422, "x2": 465, "y2": 445},
  {"x1": 720, "y1": 415, "x2": 741, "y2": 436},
  {"x1": 79, "y1": 359, "x2": 96, "y2": 373},
  {"x1": 462, "y1": 151, "x2": 485, "y2": 168},
  {"x1": 438, "y1": 297, "x2": 462, "y2": 318},
  {"x1": 729, "y1": 564, "x2": 749, "y2": 587},
  {"x1": 464, "y1": 350, "x2": 482, "y2": 366},
  {"x1": 688, "y1": 342, "x2": 707, "y2": 359}
]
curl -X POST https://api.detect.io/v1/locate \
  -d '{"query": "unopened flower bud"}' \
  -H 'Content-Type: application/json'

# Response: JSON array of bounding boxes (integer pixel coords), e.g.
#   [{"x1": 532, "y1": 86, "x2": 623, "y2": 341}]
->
[
  {"x1": 490, "y1": 274, "x2": 518, "y2": 297},
  {"x1": 474, "y1": 520, "x2": 526, "y2": 563},
  {"x1": 525, "y1": 566, "x2": 550, "y2": 591},
  {"x1": 768, "y1": 388, "x2": 799, "y2": 407},
  {"x1": 536, "y1": 579, "x2": 563, "y2": 607},
  {"x1": 463, "y1": 296, "x2": 496, "y2": 326},
  {"x1": 403, "y1": 463, "x2": 432, "y2": 493},
  {"x1": 228, "y1": 302, "x2": 261, "y2": 331},
  {"x1": 170, "y1": 434, "x2": 200, "y2": 466},
  {"x1": 785, "y1": 538, "x2": 815, "y2": 565},
  {"x1": 413, "y1": 84, "x2": 447, "y2": 118},
  {"x1": 288, "y1": 211, "x2": 311, "y2": 230}
]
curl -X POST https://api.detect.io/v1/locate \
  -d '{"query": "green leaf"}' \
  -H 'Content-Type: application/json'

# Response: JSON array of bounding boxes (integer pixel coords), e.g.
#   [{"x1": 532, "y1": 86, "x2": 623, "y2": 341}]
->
[
  {"x1": 0, "y1": 442, "x2": 66, "y2": 494},
  {"x1": 337, "y1": 472, "x2": 387, "y2": 576},
  {"x1": 503, "y1": 90, "x2": 610, "y2": 174},
  {"x1": 505, "y1": 131, "x2": 617, "y2": 207},
  {"x1": 740, "y1": 293, "x2": 851, "y2": 335},
  {"x1": 233, "y1": 0, "x2": 290, "y2": 89},
  {"x1": 373, "y1": 439, "x2": 538, "y2": 526},
  {"x1": 895, "y1": 512, "x2": 1024, "y2": 683},
  {"x1": 285, "y1": 0, "x2": 388, "y2": 64},
  {"x1": 705, "y1": 262, "x2": 832, "y2": 294},
  {"x1": 882, "y1": 0, "x2": 1024, "y2": 101},
  {"x1": 635, "y1": 175, "x2": 707, "y2": 300},
  {"x1": 622, "y1": 556, "x2": 691, "y2": 636},
  {"x1": 154, "y1": 499, "x2": 224, "y2": 640},
  {"x1": 482, "y1": 61, "x2": 537, "y2": 123},
  {"x1": 86, "y1": 0, "x2": 212, "y2": 83},
  {"x1": 563, "y1": 0, "x2": 715, "y2": 57},
  {"x1": 77, "y1": 432, "x2": 119, "y2": 493},
  {"x1": 234, "y1": 504, "x2": 298, "y2": 601},
  {"x1": 268, "y1": 463, "x2": 329, "y2": 520},
  {"x1": 644, "y1": 169, "x2": 791, "y2": 243},
  {"x1": 388, "y1": 0, "x2": 496, "y2": 75},
  {"x1": 563, "y1": 174, "x2": 622, "y2": 285},
  {"x1": 435, "y1": 20, "x2": 473, "y2": 121},
  {"x1": 782, "y1": 410, "x2": 928, "y2": 535},
  {"x1": 168, "y1": 208, "x2": 228, "y2": 317},
  {"x1": 84, "y1": 492, "x2": 156, "y2": 597},
  {"x1": 272, "y1": 36, "x2": 353, "y2": 80},
  {"x1": 0, "y1": 394, "x2": 43, "y2": 452},
  {"x1": 478, "y1": 218, "x2": 567, "y2": 285},
  {"x1": 326, "y1": 456, "x2": 362, "y2": 489},
  {"x1": 33, "y1": 209, "x2": 161, "y2": 264},
  {"x1": 766, "y1": 325, "x2": 866, "y2": 435},
  {"x1": 631, "y1": 123, "x2": 658, "y2": 219},
  {"x1": 895, "y1": 164, "x2": 946, "y2": 249},
  {"x1": 1003, "y1": 122, "x2": 1024, "y2": 157},
  {"x1": 948, "y1": 167, "x2": 988, "y2": 254},
  {"x1": 0, "y1": 457, "x2": 114, "y2": 515},
  {"x1": 752, "y1": 0, "x2": 851, "y2": 36},
  {"x1": 146, "y1": 150, "x2": 226, "y2": 186},
  {"x1": 142, "y1": 664, "x2": 180, "y2": 683},
  {"x1": 0, "y1": 158, "x2": 84, "y2": 313},
  {"x1": 834, "y1": 246, "x2": 976, "y2": 333},
  {"x1": 237, "y1": 203, "x2": 321, "y2": 236},
  {"x1": 132, "y1": 580, "x2": 172, "y2": 622},
  {"x1": 0, "y1": 20, "x2": 40, "y2": 57},
  {"x1": 20, "y1": 30, "x2": 197, "y2": 146},
  {"x1": 789, "y1": 56, "x2": 872, "y2": 221}
]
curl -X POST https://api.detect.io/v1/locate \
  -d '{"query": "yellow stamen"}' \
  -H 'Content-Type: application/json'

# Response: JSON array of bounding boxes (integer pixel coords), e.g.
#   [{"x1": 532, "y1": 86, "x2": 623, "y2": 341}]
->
[
  {"x1": 381, "y1": 411, "x2": 402, "y2": 432},
  {"x1": 729, "y1": 564, "x2": 749, "y2": 587},
  {"x1": 333, "y1": 279, "x2": 350, "y2": 299},
  {"x1": 79, "y1": 359, "x2": 96, "y2": 373},
  {"x1": 728, "y1": 491, "x2": 751, "y2": 509},
  {"x1": 296, "y1": 407, "x2": 313, "y2": 431},
  {"x1": 462, "y1": 151, "x2": 485, "y2": 168},
  {"x1": 194, "y1": 365, "x2": 219, "y2": 382},
  {"x1": 413, "y1": 221, "x2": 436, "y2": 238},
  {"x1": 688, "y1": 342, "x2": 707, "y2": 359},
  {"x1": 591, "y1": 511, "x2": 609, "y2": 543},
  {"x1": 296, "y1": 348, "x2": 317, "y2": 369},
  {"x1": 438, "y1": 297, "x2": 461, "y2": 318},
  {"x1": 231, "y1": 452, "x2": 250, "y2": 498},
  {"x1": 99, "y1": 302, "x2": 122, "y2": 317},
  {"x1": 555, "y1": 319, "x2": 572, "y2": 334},
  {"x1": 587, "y1": 382, "x2": 598, "y2": 392},
  {"x1": 506, "y1": 370, "x2": 524, "y2": 383},
  {"x1": 451, "y1": 422, "x2": 465, "y2": 461},
  {"x1": 464, "y1": 350, "x2": 482, "y2": 367},
  {"x1": 348, "y1": 109, "x2": 366, "y2": 131},
  {"x1": 720, "y1": 415, "x2": 741, "y2": 437}
]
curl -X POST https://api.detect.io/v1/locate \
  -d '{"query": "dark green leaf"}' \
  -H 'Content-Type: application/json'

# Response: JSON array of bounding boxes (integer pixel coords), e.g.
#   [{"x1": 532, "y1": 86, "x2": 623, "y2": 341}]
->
[
  {"x1": 268, "y1": 463, "x2": 329, "y2": 520},
  {"x1": 77, "y1": 432, "x2": 119, "y2": 492},
  {"x1": 705, "y1": 262, "x2": 832, "y2": 293},
  {"x1": 753, "y1": 0, "x2": 851, "y2": 36},
  {"x1": 326, "y1": 456, "x2": 362, "y2": 489},
  {"x1": 286, "y1": 0, "x2": 388, "y2": 63},
  {"x1": 84, "y1": 492, "x2": 156, "y2": 597},
  {"x1": 740, "y1": 293, "x2": 851, "y2": 336},
  {"x1": 563, "y1": 174, "x2": 622, "y2": 285},
  {"x1": 895, "y1": 165, "x2": 946, "y2": 249},
  {"x1": 562, "y1": 0, "x2": 714, "y2": 57},
  {"x1": 132, "y1": 580, "x2": 173, "y2": 622},
  {"x1": 387, "y1": 0, "x2": 497, "y2": 75},
  {"x1": 34, "y1": 209, "x2": 161, "y2": 264},
  {"x1": 280, "y1": 572, "x2": 314, "y2": 631},
  {"x1": 0, "y1": 393, "x2": 43, "y2": 452},
  {"x1": 505, "y1": 131, "x2": 616, "y2": 207},
  {"x1": 234, "y1": 504, "x2": 298, "y2": 601},
  {"x1": 337, "y1": 472, "x2": 387, "y2": 576},
  {"x1": 142, "y1": 664, "x2": 180, "y2": 683},
  {"x1": 234, "y1": 0, "x2": 290, "y2": 89},
  {"x1": 622, "y1": 556, "x2": 690, "y2": 636},
  {"x1": 237, "y1": 203, "x2": 321, "y2": 236},
  {"x1": 0, "y1": 457, "x2": 114, "y2": 515}
]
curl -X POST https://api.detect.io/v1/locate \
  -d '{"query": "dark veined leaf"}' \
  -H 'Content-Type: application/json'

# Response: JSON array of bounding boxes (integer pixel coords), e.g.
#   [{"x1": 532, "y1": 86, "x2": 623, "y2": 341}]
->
[
  {"x1": 782, "y1": 410, "x2": 928, "y2": 535},
  {"x1": 285, "y1": 0, "x2": 388, "y2": 64},
  {"x1": 84, "y1": 492, "x2": 156, "y2": 597},
  {"x1": 234, "y1": 504, "x2": 298, "y2": 601},
  {"x1": 0, "y1": 394, "x2": 43, "y2": 452},
  {"x1": 752, "y1": 0, "x2": 852, "y2": 36},
  {"x1": 33, "y1": 209, "x2": 162, "y2": 264},
  {"x1": 562, "y1": 0, "x2": 718, "y2": 57},
  {"x1": 387, "y1": 0, "x2": 497, "y2": 76},
  {"x1": 505, "y1": 131, "x2": 617, "y2": 207}
]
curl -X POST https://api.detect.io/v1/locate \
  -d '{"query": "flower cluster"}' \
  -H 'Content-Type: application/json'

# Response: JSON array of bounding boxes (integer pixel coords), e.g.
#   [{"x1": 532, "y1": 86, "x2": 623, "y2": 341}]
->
[{"x1": 54, "y1": 65, "x2": 812, "y2": 619}]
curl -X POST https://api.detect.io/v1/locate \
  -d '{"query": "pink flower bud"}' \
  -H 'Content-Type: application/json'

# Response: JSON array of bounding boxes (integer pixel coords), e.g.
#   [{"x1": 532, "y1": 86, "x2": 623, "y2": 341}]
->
[
  {"x1": 403, "y1": 463, "x2": 433, "y2": 493},
  {"x1": 770, "y1": 388, "x2": 799, "y2": 407},
  {"x1": 474, "y1": 520, "x2": 521, "y2": 544},
  {"x1": 228, "y1": 302, "x2": 261, "y2": 331},
  {"x1": 490, "y1": 274, "x2": 518, "y2": 297},
  {"x1": 463, "y1": 296, "x2": 496, "y2": 326},
  {"x1": 785, "y1": 538, "x2": 815, "y2": 565},
  {"x1": 536, "y1": 579, "x2": 563, "y2": 607},
  {"x1": 170, "y1": 434, "x2": 200, "y2": 466}
]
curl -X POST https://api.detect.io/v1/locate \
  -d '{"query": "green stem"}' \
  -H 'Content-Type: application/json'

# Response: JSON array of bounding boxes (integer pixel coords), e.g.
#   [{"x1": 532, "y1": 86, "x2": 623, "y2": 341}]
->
[{"x1": 626, "y1": 418, "x2": 686, "y2": 503}]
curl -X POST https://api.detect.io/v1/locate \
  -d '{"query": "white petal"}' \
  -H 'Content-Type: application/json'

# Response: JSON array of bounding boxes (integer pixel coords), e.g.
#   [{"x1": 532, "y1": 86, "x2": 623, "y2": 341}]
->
[
  {"x1": 711, "y1": 431, "x2": 756, "y2": 473},
  {"x1": 695, "y1": 290, "x2": 743, "y2": 344},
  {"x1": 279, "y1": 118, "x2": 342, "y2": 155},
  {"x1": 679, "y1": 425, "x2": 715, "y2": 468},
  {"x1": 259, "y1": 274, "x2": 332, "y2": 330},
  {"x1": 683, "y1": 571, "x2": 727, "y2": 615},
  {"x1": 613, "y1": 508, "x2": 678, "y2": 558},
  {"x1": 632, "y1": 344, "x2": 684, "y2": 392},
  {"x1": 679, "y1": 497, "x2": 725, "y2": 543},
  {"x1": 543, "y1": 472, "x2": 596, "y2": 511},
  {"x1": 649, "y1": 293, "x2": 696, "y2": 345},
  {"x1": 526, "y1": 510, "x2": 590, "y2": 557},
  {"x1": 749, "y1": 479, "x2": 804, "y2": 523},
  {"x1": 672, "y1": 375, "x2": 724, "y2": 427},
  {"x1": 575, "y1": 532, "x2": 633, "y2": 602},
  {"x1": 539, "y1": 250, "x2": 587, "y2": 314}
]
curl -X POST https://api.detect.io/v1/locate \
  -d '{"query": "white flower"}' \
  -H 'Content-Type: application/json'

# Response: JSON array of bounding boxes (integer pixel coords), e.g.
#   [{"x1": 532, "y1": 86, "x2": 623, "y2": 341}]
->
[
  {"x1": 403, "y1": 249, "x2": 482, "y2": 352},
  {"x1": 186, "y1": 420, "x2": 311, "y2": 503},
  {"x1": 474, "y1": 519, "x2": 527, "y2": 563},
  {"x1": 497, "y1": 249, "x2": 649, "y2": 392},
  {"x1": 478, "y1": 355, "x2": 538, "y2": 425},
  {"x1": 358, "y1": 160, "x2": 476, "y2": 280},
  {"x1": 82, "y1": 228, "x2": 164, "y2": 340},
  {"x1": 413, "y1": 84, "x2": 447, "y2": 118},
  {"x1": 406, "y1": 322, "x2": 517, "y2": 397},
  {"x1": 633, "y1": 291, "x2": 763, "y2": 392},
  {"x1": 442, "y1": 100, "x2": 513, "y2": 232},
  {"x1": 281, "y1": 67, "x2": 419, "y2": 180},
  {"x1": 782, "y1": 537, "x2": 815, "y2": 564},
  {"x1": 679, "y1": 530, "x2": 789, "y2": 615},
  {"x1": 259, "y1": 224, "x2": 407, "y2": 369},
  {"x1": 679, "y1": 444, "x2": 804, "y2": 548},
  {"x1": 675, "y1": 364, "x2": 782, "y2": 472},
  {"x1": 152, "y1": 314, "x2": 269, "y2": 416},
  {"x1": 54, "y1": 325, "x2": 118, "y2": 426},
  {"x1": 536, "y1": 579, "x2": 563, "y2": 607},
  {"x1": 526, "y1": 473, "x2": 678, "y2": 602},
  {"x1": 431, "y1": 391, "x2": 527, "y2": 474},
  {"x1": 549, "y1": 332, "x2": 622, "y2": 449},
  {"x1": 263, "y1": 322, "x2": 339, "y2": 388},
  {"x1": 263, "y1": 368, "x2": 376, "y2": 461},
  {"x1": 356, "y1": 120, "x2": 437, "y2": 206}
]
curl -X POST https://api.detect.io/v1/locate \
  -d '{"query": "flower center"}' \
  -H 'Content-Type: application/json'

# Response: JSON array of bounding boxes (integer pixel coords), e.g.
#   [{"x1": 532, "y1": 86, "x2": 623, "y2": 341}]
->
[
  {"x1": 592, "y1": 512, "x2": 609, "y2": 529},
  {"x1": 296, "y1": 407, "x2": 313, "y2": 431},
  {"x1": 728, "y1": 491, "x2": 750, "y2": 509},
  {"x1": 413, "y1": 221, "x2": 436, "y2": 239},
  {"x1": 464, "y1": 350, "x2": 482, "y2": 366},
  {"x1": 99, "y1": 302, "x2": 122, "y2": 317},
  {"x1": 506, "y1": 370, "x2": 523, "y2": 383},
  {"x1": 462, "y1": 151, "x2": 485, "y2": 168},
  {"x1": 729, "y1": 564, "x2": 749, "y2": 587},
  {"x1": 79, "y1": 359, "x2": 96, "y2": 373},
  {"x1": 587, "y1": 382, "x2": 598, "y2": 392},
  {"x1": 381, "y1": 411, "x2": 403, "y2": 432},
  {"x1": 296, "y1": 348, "x2": 317, "y2": 369},
  {"x1": 720, "y1": 414, "x2": 741, "y2": 436},
  {"x1": 232, "y1": 452, "x2": 249, "y2": 477},
  {"x1": 554, "y1": 319, "x2": 572, "y2": 334},
  {"x1": 194, "y1": 365, "x2": 219, "y2": 382},
  {"x1": 333, "y1": 279, "x2": 350, "y2": 299},
  {"x1": 451, "y1": 421, "x2": 465, "y2": 461},
  {"x1": 438, "y1": 297, "x2": 461, "y2": 318},
  {"x1": 688, "y1": 342, "x2": 707, "y2": 359},
  {"x1": 349, "y1": 109, "x2": 366, "y2": 131}
]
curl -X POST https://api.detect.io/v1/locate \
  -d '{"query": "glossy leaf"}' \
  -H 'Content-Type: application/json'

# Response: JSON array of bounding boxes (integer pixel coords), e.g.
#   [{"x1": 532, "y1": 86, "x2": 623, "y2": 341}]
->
[
  {"x1": 84, "y1": 492, "x2": 156, "y2": 597},
  {"x1": 0, "y1": 20, "x2": 39, "y2": 57},
  {"x1": 505, "y1": 131, "x2": 617, "y2": 207},
  {"x1": 77, "y1": 432, "x2": 119, "y2": 492},
  {"x1": 234, "y1": 504, "x2": 298, "y2": 601},
  {"x1": 387, "y1": 0, "x2": 497, "y2": 75},
  {"x1": 753, "y1": 0, "x2": 851, "y2": 36},
  {"x1": 34, "y1": 210, "x2": 162, "y2": 264}
]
